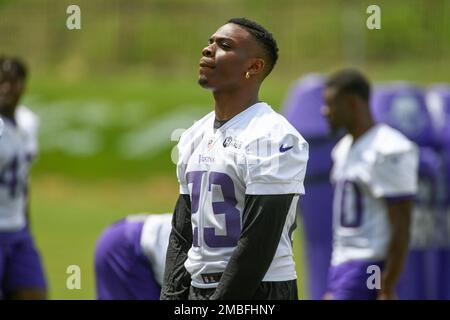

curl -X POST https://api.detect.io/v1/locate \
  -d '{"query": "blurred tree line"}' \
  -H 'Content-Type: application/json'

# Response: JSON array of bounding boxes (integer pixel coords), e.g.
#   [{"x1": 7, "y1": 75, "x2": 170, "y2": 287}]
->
[{"x1": 0, "y1": 0, "x2": 449, "y2": 83}]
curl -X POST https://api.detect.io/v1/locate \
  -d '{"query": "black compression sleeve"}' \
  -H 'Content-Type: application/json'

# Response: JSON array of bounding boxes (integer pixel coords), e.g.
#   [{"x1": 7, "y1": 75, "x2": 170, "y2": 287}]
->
[
  {"x1": 210, "y1": 194, "x2": 296, "y2": 300},
  {"x1": 160, "y1": 194, "x2": 193, "y2": 300}
]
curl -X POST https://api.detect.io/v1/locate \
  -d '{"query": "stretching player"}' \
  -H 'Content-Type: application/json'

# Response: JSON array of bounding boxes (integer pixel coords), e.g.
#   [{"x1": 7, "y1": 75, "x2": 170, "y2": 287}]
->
[
  {"x1": 161, "y1": 18, "x2": 309, "y2": 300},
  {"x1": 94, "y1": 213, "x2": 172, "y2": 300},
  {"x1": 322, "y1": 69, "x2": 419, "y2": 300}
]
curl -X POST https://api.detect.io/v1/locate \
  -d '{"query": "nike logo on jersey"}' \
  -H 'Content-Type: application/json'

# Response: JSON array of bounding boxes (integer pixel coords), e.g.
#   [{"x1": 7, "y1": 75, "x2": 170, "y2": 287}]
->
[{"x1": 279, "y1": 144, "x2": 293, "y2": 153}]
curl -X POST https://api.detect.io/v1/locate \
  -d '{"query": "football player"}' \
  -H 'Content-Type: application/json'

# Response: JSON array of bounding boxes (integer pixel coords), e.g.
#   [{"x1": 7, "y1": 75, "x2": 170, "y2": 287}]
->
[
  {"x1": 322, "y1": 69, "x2": 419, "y2": 300},
  {"x1": 160, "y1": 18, "x2": 309, "y2": 300},
  {"x1": 94, "y1": 213, "x2": 172, "y2": 300},
  {"x1": 0, "y1": 57, "x2": 46, "y2": 300}
]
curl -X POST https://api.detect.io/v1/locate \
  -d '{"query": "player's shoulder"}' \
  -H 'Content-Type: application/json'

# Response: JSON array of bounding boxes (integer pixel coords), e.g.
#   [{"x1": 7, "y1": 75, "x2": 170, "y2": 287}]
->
[
  {"x1": 179, "y1": 111, "x2": 214, "y2": 144},
  {"x1": 16, "y1": 105, "x2": 40, "y2": 135},
  {"x1": 246, "y1": 102, "x2": 307, "y2": 144},
  {"x1": 370, "y1": 124, "x2": 417, "y2": 156},
  {"x1": 332, "y1": 134, "x2": 353, "y2": 160}
]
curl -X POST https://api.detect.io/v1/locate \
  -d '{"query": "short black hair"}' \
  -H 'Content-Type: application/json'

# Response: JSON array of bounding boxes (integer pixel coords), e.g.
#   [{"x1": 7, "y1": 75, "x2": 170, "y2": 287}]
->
[
  {"x1": 0, "y1": 56, "x2": 28, "y2": 81},
  {"x1": 227, "y1": 17, "x2": 279, "y2": 76},
  {"x1": 325, "y1": 69, "x2": 371, "y2": 102}
]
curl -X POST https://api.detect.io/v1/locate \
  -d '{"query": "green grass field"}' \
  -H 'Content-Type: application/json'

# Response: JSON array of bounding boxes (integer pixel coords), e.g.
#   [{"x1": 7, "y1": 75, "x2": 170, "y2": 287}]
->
[{"x1": 30, "y1": 175, "x2": 307, "y2": 299}]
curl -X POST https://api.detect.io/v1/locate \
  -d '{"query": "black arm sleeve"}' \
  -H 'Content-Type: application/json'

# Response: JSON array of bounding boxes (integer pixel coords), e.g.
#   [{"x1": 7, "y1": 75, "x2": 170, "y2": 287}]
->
[
  {"x1": 210, "y1": 193, "x2": 296, "y2": 300},
  {"x1": 160, "y1": 194, "x2": 192, "y2": 300}
]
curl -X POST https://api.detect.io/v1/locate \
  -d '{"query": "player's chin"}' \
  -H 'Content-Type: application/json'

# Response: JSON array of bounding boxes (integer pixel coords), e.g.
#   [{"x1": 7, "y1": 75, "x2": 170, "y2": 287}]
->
[{"x1": 198, "y1": 75, "x2": 213, "y2": 89}]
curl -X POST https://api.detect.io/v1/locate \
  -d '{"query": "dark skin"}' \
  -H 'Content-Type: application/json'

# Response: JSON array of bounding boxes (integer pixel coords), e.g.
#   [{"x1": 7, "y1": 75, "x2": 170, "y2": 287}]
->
[
  {"x1": 0, "y1": 69, "x2": 47, "y2": 300},
  {"x1": 321, "y1": 87, "x2": 374, "y2": 140},
  {"x1": 379, "y1": 201, "x2": 412, "y2": 300},
  {"x1": 198, "y1": 23, "x2": 268, "y2": 120},
  {"x1": 0, "y1": 70, "x2": 24, "y2": 119},
  {"x1": 322, "y1": 87, "x2": 412, "y2": 300}
]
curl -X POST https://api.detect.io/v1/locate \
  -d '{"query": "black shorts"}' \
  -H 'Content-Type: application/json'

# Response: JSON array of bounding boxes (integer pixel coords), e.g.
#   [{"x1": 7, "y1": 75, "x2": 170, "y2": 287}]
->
[{"x1": 189, "y1": 280, "x2": 298, "y2": 300}]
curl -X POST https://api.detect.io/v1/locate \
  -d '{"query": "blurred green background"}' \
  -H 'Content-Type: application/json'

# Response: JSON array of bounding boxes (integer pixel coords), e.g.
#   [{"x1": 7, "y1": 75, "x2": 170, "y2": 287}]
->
[{"x1": 1, "y1": 0, "x2": 449, "y2": 299}]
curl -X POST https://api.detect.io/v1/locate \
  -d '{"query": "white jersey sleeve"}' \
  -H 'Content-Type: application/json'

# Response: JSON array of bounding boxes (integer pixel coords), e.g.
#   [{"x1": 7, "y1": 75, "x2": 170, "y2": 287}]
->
[
  {"x1": 244, "y1": 126, "x2": 309, "y2": 195},
  {"x1": 176, "y1": 141, "x2": 189, "y2": 194},
  {"x1": 370, "y1": 147, "x2": 419, "y2": 199},
  {"x1": 16, "y1": 105, "x2": 40, "y2": 157}
]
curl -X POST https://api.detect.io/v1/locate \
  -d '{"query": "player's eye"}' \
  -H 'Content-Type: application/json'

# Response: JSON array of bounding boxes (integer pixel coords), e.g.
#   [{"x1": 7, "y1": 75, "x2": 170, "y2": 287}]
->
[{"x1": 219, "y1": 41, "x2": 231, "y2": 49}]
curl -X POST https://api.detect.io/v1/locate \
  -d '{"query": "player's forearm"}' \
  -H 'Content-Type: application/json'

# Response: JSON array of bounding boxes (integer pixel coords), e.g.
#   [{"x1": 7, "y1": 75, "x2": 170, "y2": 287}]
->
[
  {"x1": 160, "y1": 194, "x2": 193, "y2": 300},
  {"x1": 210, "y1": 194, "x2": 294, "y2": 300},
  {"x1": 382, "y1": 219, "x2": 411, "y2": 293}
]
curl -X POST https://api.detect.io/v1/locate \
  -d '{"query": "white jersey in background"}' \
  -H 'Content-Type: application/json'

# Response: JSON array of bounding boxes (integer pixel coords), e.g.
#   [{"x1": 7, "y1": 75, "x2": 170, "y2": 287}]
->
[
  {"x1": 125, "y1": 213, "x2": 172, "y2": 286},
  {"x1": 330, "y1": 123, "x2": 419, "y2": 266},
  {"x1": 177, "y1": 102, "x2": 309, "y2": 288},
  {"x1": 139, "y1": 214, "x2": 172, "y2": 286},
  {"x1": 0, "y1": 106, "x2": 39, "y2": 231}
]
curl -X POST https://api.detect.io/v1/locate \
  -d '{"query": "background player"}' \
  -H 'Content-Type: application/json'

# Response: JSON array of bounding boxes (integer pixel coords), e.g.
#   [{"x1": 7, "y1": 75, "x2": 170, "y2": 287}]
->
[
  {"x1": 0, "y1": 56, "x2": 46, "y2": 300},
  {"x1": 322, "y1": 69, "x2": 419, "y2": 300},
  {"x1": 161, "y1": 18, "x2": 309, "y2": 300},
  {"x1": 94, "y1": 213, "x2": 171, "y2": 300}
]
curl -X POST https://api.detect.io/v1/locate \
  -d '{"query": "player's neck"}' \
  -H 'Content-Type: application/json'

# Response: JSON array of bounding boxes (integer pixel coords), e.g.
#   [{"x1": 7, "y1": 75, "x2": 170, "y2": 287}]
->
[
  {"x1": 213, "y1": 89, "x2": 259, "y2": 121},
  {"x1": 0, "y1": 107, "x2": 16, "y2": 121},
  {"x1": 349, "y1": 117, "x2": 375, "y2": 143}
]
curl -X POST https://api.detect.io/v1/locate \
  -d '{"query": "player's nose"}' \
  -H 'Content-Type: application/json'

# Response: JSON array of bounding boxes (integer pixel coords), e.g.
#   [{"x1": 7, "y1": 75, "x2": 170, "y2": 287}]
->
[{"x1": 202, "y1": 43, "x2": 215, "y2": 58}]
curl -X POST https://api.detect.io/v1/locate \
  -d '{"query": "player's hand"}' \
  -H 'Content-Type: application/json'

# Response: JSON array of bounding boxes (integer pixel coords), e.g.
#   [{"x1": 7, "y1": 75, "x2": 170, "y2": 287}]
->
[{"x1": 377, "y1": 288, "x2": 397, "y2": 300}]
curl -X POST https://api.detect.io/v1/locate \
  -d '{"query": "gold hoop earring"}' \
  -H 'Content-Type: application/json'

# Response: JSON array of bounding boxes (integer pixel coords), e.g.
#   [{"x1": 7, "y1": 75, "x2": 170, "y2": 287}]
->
[{"x1": 245, "y1": 72, "x2": 250, "y2": 79}]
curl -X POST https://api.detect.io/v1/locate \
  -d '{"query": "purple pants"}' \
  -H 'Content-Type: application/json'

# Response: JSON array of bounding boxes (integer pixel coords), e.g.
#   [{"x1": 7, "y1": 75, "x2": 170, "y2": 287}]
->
[
  {"x1": 0, "y1": 227, "x2": 47, "y2": 298},
  {"x1": 327, "y1": 260, "x2": 385, "y2": 300},
  {"x1": 94, "y1": 219, "x2": 161, "y2": 300}
]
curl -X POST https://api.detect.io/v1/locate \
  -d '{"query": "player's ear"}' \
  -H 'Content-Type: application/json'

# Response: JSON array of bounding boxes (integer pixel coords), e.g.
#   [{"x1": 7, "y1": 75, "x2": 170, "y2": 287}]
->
[{"x1": 247, "y1": 58, "x2": 265, "y2": 77}]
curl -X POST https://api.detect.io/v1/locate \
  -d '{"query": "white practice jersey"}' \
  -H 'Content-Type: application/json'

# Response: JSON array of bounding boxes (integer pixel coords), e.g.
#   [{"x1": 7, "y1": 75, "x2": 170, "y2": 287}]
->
[
  {"x1": 0, "y1": 106, "x2": 39, "y2": 231},
  {"x1": 177, "y1": 102, "x2": 309, "y2": 288},
  {"x1": 330, "y1": 124, "x2": 419, "y2": 266}
]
